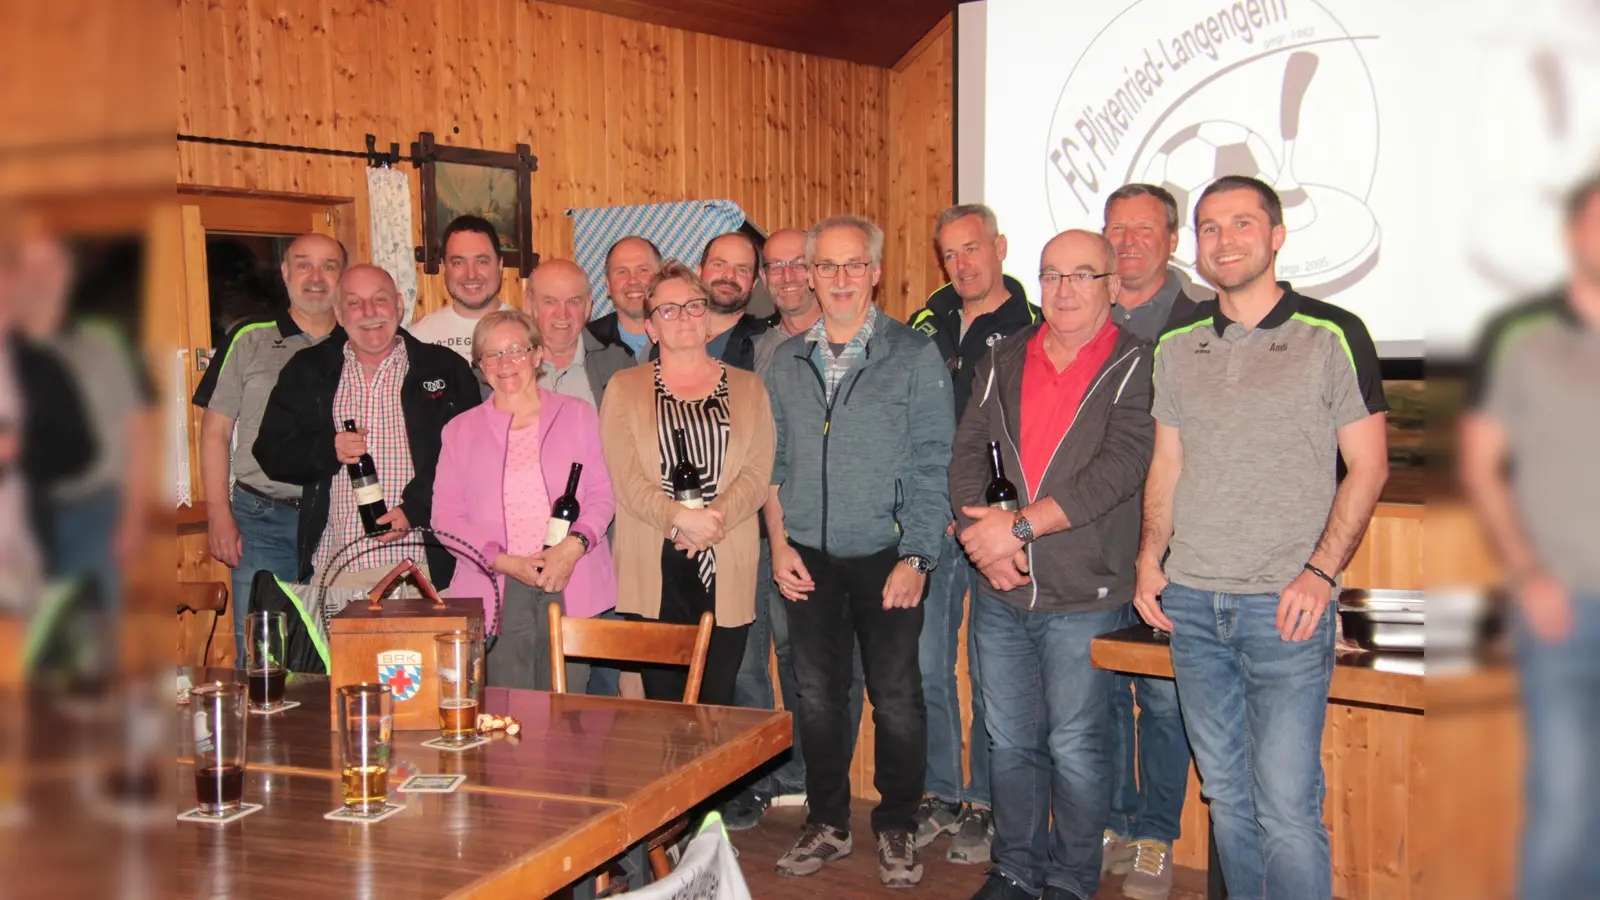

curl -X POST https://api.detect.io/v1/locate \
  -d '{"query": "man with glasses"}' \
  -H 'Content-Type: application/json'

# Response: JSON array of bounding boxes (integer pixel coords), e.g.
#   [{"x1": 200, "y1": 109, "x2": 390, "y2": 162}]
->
[
  {"x1": 906, "y1": 203, "x2": 1037, "y2": 864},
  {"x1": 754, "y1": 228, "x2": 823, "y2": 372},
  {"x1": 524, "y1": 258, "x2": 632, "y2": 410},
  {"x1": 408, "y1": 216, "x2": 513, "y2": 361},
  {"x1": 951, "y1": 229, "x2": 1152, "y2": 900},
  {"x1": 766, "y1": 214, "x2": 954, "y2": 888},
  {"x1": 694, "y1": 231, "x2": 770, "y2": 371},
  {"x1": 587, "y1": 235, "x2": 661, "y2": 360}
]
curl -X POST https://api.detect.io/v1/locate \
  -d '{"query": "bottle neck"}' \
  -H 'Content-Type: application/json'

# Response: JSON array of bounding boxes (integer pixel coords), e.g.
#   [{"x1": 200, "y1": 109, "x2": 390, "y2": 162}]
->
[
  {"x1": 988, "y1": 445, "x2": 1005, "y2": 481},
  {"x1": 564, "y1": 464, "x2": 583, "y2": 495}
]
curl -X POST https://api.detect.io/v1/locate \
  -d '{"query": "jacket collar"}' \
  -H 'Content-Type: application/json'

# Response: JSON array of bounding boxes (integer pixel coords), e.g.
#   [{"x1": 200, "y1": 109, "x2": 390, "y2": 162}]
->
[{"x1": 925, "y1": 274, "x2": 1035, "y2": 326}]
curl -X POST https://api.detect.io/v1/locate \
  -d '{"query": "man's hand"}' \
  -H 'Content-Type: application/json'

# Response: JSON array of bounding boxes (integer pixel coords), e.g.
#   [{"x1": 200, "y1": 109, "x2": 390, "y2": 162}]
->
[
  {"x1": 207, "y1": 509, "x2": 243, "y2": 568},
  {"x1": 771, "y1": 542, "x2": 815, "y2": 601},
  {"x1": 977, "y1": 551, "x2": 1032, "y2": 593},
  {"x1": 373, "y1": 506, "x2": 411, "y2": 543},
  {"x1": 334, "y1": 427, "x2": 368, "y2": 465},
  {"x1": 882, "y1": 562, "x2": 927, "y2": 610},
  {"x1": 530, "y1": 537, "x2": 584, "y2": 593},
  {"x1": 958, "y1": 505, "x2": 1024, "y2": 570},
  {"x1": 1133, "y1": 560, "x2": 1172, "y2": 632},
  {"x1": 1277, "y1": 569, "x2": 1332, "y2": 642},
  {"x1": 1517, "y1": 570, "x2": 1573, "y2": 644}
]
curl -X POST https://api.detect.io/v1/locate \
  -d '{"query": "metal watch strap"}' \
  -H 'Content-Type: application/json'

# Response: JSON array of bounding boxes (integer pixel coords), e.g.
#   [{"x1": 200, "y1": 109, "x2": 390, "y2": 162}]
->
[
  {"x1": 1011, "y1": 513, "x2": 1035, "y2": 544},
  {"x1": 572, "y1": 531, "x2": 590, "y2": 554},
  {"x1": 901, "y1": 554, "x2": 934, "y2": 574}
]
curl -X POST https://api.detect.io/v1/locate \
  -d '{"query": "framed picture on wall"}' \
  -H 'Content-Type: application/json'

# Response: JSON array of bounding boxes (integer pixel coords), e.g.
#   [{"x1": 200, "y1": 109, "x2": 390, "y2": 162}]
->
[{"x1": 411, "y1": 132, "x2": 539, "y2": 277}]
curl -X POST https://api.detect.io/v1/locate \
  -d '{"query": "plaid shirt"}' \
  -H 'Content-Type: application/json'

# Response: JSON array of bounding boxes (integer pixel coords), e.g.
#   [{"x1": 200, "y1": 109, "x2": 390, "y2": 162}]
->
[
  {"x1": 806, "y1": 303, "x2": 879, "y2": 402},
  {"x1": 315, "y1": 339, "x2": 415, "y2": 575}
]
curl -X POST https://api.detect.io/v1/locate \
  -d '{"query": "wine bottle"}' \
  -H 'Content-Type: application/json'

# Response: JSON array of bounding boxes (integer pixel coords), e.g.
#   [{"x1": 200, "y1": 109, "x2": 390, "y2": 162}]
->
[
  {"x1": 343, "y1": 419, "x2": 391, "y2": 534},
  {"x1": 670, "y1": 428, "x2": 704, "y2": 508},
  {"x1": 544, "y1": 463, "x2": 582, "y2": 547},
  {"x1": 985, "y1": 441, "x2": 1020, "y2": 511}
]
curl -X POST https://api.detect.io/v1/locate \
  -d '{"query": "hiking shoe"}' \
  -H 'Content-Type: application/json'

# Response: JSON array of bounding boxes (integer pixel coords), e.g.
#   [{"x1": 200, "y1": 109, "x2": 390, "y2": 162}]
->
[
  {"x1": 877, "y1": 828, "x2": 924, "y2": 888},
  {"x1": 775, "y1": 822, "x2": 851, "y2": 877},
  {"x1": 1101, "y1": 829, "x2": 1135, "y2": 876},
  {"x1": 947, "y1": 805, "x2": 994, "y2": 864},
  {"x1": 913, "y1": 795, "x2": 962, "y2": 848},
  {"x1": 1120, "y1": 838, "x2": 1174, "y2": 900},
  {"x1": 720, "y1": 786, "x2": 770, "y2": 831},
  {"x1": 969, "y1": 869, "x2": 1038, "y2": 899}
]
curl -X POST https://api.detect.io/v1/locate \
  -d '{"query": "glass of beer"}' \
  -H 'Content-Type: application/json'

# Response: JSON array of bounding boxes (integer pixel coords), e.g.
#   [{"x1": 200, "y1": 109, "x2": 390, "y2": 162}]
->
[
  {"x1": 434, "y1": 631, "x2": 483, "y2": 746},
  {"x1": 190, "y1": 682, "x2": 248, "y2": 815},
  {"x1": 335, "y1": 683, "x2": 393, "y2": 814},
  {"x1": 244, "y1": 611, "x2": 288, "y2": 712}
]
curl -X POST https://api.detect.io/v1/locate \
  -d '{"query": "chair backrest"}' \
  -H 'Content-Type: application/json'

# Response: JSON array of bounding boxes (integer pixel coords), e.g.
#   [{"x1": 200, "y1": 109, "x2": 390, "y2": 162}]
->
[
  {"x1": 176, "y1": 581, "x2": 229, "y2": 667},
  {"x1": 547, "y1": 605, "x2": 714, "y2": 703}
]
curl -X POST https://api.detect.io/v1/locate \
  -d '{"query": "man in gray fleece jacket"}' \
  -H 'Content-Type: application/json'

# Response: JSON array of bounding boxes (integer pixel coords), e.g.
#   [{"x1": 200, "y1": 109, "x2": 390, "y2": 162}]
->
[
  {"x1": 949, "y1": 230, "x2": 1154, "y2": 900},
  {"x1": 765, "y1": 215, "x2": 954, "y2": 889}
]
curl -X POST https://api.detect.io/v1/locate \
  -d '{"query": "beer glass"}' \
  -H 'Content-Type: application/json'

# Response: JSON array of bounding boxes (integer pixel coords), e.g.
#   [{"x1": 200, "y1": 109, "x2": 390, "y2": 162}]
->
[
  {"x1": 190, "y1": 682, "x2": 249, "y2": 815},
  {"x1": 335, "y1": 683, "x2": 393, "y2": 813},
  {"x1": 434, "y1": 632, "x2": 483, "y2": 746},
  {"x1": 244, "y1": 611, "x2": 288, "y2": 712}
]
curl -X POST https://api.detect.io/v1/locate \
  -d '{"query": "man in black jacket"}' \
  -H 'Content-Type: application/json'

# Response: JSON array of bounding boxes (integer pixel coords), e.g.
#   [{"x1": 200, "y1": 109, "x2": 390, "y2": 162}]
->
[
  {"x1": 696, "y1": 231, "x2": 770, "y2": 372},
  {"x1": 586, "y1": 235, "x2": 661, "y2": 359},
  {"x1": 254, "y1": 264, "x2": 479, "y2": 590},
  {"x1": 949, "y1": 230, "x2": 1153, "y2": 900}
]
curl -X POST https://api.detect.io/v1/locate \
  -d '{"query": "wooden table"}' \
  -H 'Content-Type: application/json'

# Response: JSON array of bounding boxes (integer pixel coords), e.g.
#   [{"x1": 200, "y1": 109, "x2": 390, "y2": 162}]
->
[{"x1": 176, "y1": 669, "x2": 791, "y2": 898}]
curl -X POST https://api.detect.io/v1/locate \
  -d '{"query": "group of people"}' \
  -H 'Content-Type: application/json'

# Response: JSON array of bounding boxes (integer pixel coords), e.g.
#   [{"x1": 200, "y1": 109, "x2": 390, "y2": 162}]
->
[{"x1": 197, "y1": 173, "x2": 1393, "y2": 900}]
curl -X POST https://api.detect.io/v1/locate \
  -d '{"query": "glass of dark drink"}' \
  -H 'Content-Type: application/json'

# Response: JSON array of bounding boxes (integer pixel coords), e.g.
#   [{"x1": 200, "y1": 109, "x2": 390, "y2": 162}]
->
[
  {"x1": 245, "y1": 611, "x2": 288, "y2": 712},
  {"x1": 434, "y1": 632, "x2": 483, "y2": 746},
  {"x1": 336, "y1": 683, "x2": 393, "y2": 814},
  {"x1": 190, "y1": 682, "x2": 248, "y2": 815}
]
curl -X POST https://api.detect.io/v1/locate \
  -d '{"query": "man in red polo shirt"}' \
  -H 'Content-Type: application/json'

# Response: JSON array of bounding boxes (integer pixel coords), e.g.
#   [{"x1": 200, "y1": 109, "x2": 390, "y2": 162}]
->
[{"x1": 948, "y1": 229, "x2": 1156, "y2": 900}]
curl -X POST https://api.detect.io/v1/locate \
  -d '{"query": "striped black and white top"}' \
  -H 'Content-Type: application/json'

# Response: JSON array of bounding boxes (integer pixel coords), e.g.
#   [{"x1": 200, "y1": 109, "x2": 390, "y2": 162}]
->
[{"x1": 655, "y1": 361, "x2": 732, "y2": 591}]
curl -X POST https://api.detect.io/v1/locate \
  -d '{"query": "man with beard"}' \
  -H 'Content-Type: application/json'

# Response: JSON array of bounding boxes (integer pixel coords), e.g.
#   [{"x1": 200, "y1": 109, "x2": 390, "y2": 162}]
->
[
  {"x1": 695, "y1": 231, "x2": 770, "y2": 371},
  {"x1": 525, "y1": 258, "x2": 632, "y2": 410},
  {"x1": 408, "y1": 216, "x2": 513, "y2": 361},
  {"x1": 1135, "y1": 176, "x2": 1388, "y2": 900},
  {"x1": 587, "y1": 235, "x2": 660, "y2": 360},
  {"x1": 192, "y1": 232, "x2": 343, "y2": 659}
]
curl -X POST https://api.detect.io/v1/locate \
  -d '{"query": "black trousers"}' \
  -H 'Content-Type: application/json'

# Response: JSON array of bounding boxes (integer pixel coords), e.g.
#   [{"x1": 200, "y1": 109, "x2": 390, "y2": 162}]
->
[
  {"x1": 637, "y1": 540, "x2": 748, "y2": 707},
  {"x1": 786, "y1": 542, "x2": 926, "y2": 835}
]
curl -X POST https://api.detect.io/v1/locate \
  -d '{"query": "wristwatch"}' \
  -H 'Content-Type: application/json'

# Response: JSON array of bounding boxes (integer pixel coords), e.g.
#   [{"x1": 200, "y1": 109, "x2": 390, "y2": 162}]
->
[
  {"x1": 571, "y1": 531, "x2": 591, "y2": 554},
  {"x1": 900, "y1": 554, "x2": 935, "y2": 574},
  {"x1": 1011, "y1": 512, "x2": 1035, "y2": 545}
]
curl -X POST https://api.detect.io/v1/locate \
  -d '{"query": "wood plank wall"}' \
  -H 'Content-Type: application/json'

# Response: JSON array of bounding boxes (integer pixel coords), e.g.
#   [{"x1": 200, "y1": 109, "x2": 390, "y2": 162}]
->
[{"x1": 881, "y1": 15, "x2": 954, "y2": 323}]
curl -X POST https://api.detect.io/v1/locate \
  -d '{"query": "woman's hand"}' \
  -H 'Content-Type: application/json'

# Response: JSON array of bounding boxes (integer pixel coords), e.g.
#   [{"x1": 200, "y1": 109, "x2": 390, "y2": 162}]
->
[
  {"x1": 530, "y1": 537, "x2": 584, "y2": 593},
  {"x1": 493, "y1": 552, "x2": 543, "y2": 587},
  {"x1": 670, "y1": 507, "x2": 725, "y2": 554}
]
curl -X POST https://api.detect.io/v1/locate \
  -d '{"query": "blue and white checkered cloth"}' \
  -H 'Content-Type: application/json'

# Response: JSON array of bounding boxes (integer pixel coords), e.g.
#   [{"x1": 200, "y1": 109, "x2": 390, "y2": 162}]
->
[{"x1": 568, "y1": 200, "x2": 749, "y2": 319}]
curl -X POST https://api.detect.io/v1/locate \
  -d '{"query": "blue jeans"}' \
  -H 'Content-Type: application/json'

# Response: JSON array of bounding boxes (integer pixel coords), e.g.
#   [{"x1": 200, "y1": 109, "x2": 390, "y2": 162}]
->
[
  {"x1": 583, "y1": 608, "x2": 624, "y2": 697},
  {"x1": 50, "y1": 486, "x2": 122, "y2": 615},
  {"x1": 920, "y1": 532, "x2": 990, "y2": 807},
  {"x1": 770, "y1": 563, "x2": 863, "y2": 795},
  {"x1": 1108, "y1": 672, "x2": 1189, "y2": 843},
  {"x1": 975, "y1": 590, "x2": 1134, "y2": 898},
  {"x1": 229, "y1": 489, "x2": 302, "y2": 663},
  {"x1": 1162, "y1": 583, "x2": 1335, "y2": 900},
  {"x1": 1514, "y1": 593, "x2": 1600, "y2": 900},
  {"x1": 732, "y1": 539, "x2": 776, "y2": 710}
]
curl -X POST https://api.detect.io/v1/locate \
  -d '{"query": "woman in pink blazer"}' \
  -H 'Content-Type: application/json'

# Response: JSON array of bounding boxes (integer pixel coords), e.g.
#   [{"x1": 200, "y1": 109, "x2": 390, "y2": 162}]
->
[{"x1": 432, "y1": 308, "x2": 616, "y2": 691}]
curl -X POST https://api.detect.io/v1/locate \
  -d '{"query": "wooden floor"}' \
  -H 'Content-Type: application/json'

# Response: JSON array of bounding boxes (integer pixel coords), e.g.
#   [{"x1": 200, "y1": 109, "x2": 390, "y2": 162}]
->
[{"x1": 729, "y1": 802, "x2": 1209, "y2": 899}]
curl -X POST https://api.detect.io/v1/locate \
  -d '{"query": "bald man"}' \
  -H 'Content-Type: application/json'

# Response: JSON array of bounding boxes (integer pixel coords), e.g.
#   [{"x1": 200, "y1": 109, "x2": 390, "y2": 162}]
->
[
  {"x1": 948, "y1": 229, "x2": 1154, "y2": 900},
  {"x1": 193, "y1": 232, "x2": 345, "y2": 658},
  {"x1": 255, "y1": 263, "x2": 480, "y2": 591},
  {"x1": 524, "y1": 258, "x2": 633, "y2": 409}
]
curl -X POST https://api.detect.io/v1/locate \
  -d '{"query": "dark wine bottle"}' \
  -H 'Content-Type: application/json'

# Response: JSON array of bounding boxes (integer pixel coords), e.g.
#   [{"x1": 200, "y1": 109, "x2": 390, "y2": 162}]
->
[
  {"x1": 343, "y1": 419, "x2": 391, "y2": 534},
  {"x1": 544, "y1": 463, "x2": 583, "y2": 547},
  {"x1": 670, "y1": 428, "x2": 704, "y2": 508},
  {"x1": 985, "y1": 441, "x2": 1020, "y2": 511}
]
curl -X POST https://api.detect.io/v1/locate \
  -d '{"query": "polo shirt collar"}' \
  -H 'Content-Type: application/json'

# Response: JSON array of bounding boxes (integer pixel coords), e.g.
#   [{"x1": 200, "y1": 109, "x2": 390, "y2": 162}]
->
[
  {"x1": 1211, "y1": 281, "x2": 1299, "y2": 336},
  {"x1": 276, "y1": 309, "x2": 304, "y2": 338}
]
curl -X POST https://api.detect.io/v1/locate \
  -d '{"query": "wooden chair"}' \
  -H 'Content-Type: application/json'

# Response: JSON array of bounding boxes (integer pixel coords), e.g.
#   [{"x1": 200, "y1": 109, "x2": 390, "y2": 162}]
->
[
  {"x1": 547, "y1": 605, "x2": 715, "y2": 885},
  {"x1": 177, "y1": 581, "x2": 229, "y2": 668}
]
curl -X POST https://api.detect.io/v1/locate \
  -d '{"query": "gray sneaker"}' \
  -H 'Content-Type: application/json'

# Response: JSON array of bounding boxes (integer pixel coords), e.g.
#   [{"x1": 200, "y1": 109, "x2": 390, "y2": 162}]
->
[
  {"x1": 1101, "y1": 829, "x2": 1134, "y2": 876},
  {"x1": 946, "y1": 805, "x2": 993, "y2": 864},
  {"x1": 877, "y1": 828, "x2": 924, "y2": 888},
  {"x1": 775, "y1": 823, "x2": 852, "y2": 877},
  {"x1": 1120, "y1": 838, "x2": 1174, "y2": 900},
  {"x1": 913, "y1": 795, "x2": 962, "y2": 848}
]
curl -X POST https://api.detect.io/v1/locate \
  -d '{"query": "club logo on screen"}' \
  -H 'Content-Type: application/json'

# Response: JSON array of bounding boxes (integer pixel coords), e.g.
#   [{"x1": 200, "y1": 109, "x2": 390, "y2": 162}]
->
[
  {"x1": 377, "y1": 650, "x2": 423, "y2": 702},
  {"x1": 1043, "y1": 0, "x2": 1380, "y2": 298}
]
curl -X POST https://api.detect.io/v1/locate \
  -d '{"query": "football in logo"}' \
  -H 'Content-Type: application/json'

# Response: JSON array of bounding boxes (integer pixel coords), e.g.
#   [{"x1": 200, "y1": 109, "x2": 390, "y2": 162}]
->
[
  {"x1": 1140, "y1": 120, "x2": 1280, "y2": 269},
  {"x1": 377, "y1": 650, "x2": 423, "y2": 702}
]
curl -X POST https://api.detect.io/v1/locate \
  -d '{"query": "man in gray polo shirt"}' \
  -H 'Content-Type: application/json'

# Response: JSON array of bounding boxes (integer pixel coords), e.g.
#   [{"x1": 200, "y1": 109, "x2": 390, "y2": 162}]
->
[
  {"x1": 1458, "y1": 172, "x2": 1600, "y2": 900},
  {"x1": 1134, "y1": 176, "x2": 1388, "y2": 900},
  {"x1": 192, "y1": 233, "x2": 344, "y2": 659},
  {"x1": 1103, "y1": 182, "x2": 1201, "y2": 343}
]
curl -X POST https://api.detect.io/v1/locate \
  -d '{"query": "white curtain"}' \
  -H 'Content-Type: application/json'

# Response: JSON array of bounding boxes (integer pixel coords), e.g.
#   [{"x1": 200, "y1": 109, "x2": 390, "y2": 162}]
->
[{"x1": 366, "y1": 167, "x2": 420, "y2": 326}]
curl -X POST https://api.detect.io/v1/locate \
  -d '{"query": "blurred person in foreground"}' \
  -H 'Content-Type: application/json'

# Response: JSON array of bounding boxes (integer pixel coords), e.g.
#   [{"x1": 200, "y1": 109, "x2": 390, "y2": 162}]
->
[{"x1": 1458, "y1": 171, "x2": 1600, "y2": 900}]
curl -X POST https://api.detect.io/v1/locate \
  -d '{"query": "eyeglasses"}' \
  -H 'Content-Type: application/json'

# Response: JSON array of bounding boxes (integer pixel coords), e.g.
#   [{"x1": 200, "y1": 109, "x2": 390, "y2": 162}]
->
[
  {"x1": 812, "y1": 261, "x2": 872, "y2": 278},
  {"x1": 1039, "y1": 272, "x2": 1114, "y2": 289},
  {"x1": 478, "y1": 345, "x2": 533, "y2": 368},
  {"x1": 652, "y1": 298, "x2": 709, "y2": 321},
  {"x1": 764, "y1": 259, "x2": 808, "y2": 276}
]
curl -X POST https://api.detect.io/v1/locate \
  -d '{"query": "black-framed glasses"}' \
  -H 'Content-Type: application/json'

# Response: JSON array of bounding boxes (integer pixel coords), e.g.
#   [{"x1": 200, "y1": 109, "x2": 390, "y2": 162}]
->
[
  {"x1": 1039, "y1": 271, "x2": 1114, "y2": 289},
  {"x1": 812, "y1": 261, "x2": 872, "y2": 278},
  {"x1": 652, "y1": 298, "x2": 709, "y2": 321},
  {"x1": 764, "y1": 258, "x2": 809, "y2": 276}
]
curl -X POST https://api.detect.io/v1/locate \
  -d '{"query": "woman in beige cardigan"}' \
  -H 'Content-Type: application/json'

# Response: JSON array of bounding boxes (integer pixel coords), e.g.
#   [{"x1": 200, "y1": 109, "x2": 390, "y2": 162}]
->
[{"x1": 599, "y1": 262, "x2": 774, "y2": 705}]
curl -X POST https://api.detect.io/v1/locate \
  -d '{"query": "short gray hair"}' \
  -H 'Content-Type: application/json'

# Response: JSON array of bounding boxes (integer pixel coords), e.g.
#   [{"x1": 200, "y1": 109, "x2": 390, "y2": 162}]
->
[
  {"x1": 934, "y1": 203, "x2": 999, "y2": 241},
  {"x1": 1104, "y1": 183, "x2": 1181, "y2": 235},
  {"x1": 805, "y1": 215, "x2": 885, "y2": 267}
]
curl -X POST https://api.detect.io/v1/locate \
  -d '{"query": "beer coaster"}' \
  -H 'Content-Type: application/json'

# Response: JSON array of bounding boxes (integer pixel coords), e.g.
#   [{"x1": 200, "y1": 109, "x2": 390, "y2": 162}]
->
[
  {"x1": 248, "y1": 701, "x2": 301, "y2": 716},
  {"x1": 420, "y1": 736, "x2": 489, "y2": 752},
  {"x1": 399, "y1": 774, "x2": 466, "y2": 793},
  {"x1": 324, "y1": 802, "x2": 405, "y2": 824},
  {"x1": 178, "y1": 803, "x2": 263, "y2": 824}
]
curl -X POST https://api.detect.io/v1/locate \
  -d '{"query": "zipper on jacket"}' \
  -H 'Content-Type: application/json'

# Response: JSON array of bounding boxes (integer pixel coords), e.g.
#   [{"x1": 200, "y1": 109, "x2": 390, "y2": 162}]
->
[
  {"x1": 804, "y1": 358, "x2": 833, "y2": 555},
  {"x1": 996, "y1": 344, "x2": 1143, "y2": 610}
]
